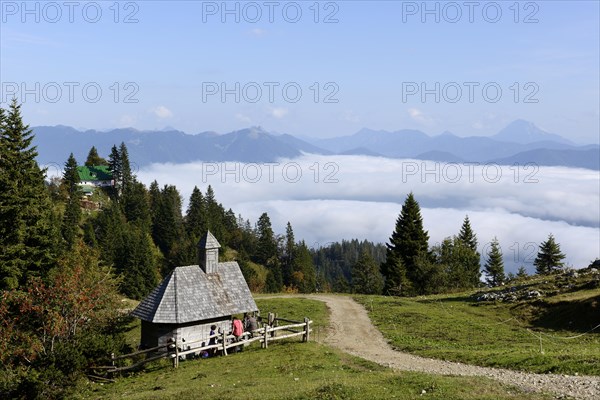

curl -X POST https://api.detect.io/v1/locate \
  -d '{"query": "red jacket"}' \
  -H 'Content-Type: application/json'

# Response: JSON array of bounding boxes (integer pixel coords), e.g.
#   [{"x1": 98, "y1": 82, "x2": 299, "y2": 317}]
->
[{"x1": 232, "y1": 319, "x2": 244, "y2": 337}]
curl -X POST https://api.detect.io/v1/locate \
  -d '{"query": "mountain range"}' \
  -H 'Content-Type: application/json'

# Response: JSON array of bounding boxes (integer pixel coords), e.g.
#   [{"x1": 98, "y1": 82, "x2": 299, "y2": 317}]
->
[{"x1": 32, "y1": 120, "x2": 599, "y2": 170}]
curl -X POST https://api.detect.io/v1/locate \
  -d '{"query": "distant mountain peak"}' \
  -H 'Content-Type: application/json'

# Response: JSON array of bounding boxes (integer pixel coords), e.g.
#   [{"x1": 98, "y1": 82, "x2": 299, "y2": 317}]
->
[{"x1": 494, "y1": 120, "x2": 574, "y2": 145}]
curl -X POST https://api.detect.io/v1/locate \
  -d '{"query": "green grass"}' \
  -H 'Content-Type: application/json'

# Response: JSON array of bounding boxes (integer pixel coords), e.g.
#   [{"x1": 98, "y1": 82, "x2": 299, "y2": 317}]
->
[
  {"x1": 75, "y1": 298, "x2": 554, "y2": 400},
  {"x1": 74, "y1": 342, "x2": 553, "y2": 400},
  {"x1": 355, "y1": 283, "x2": 600, "y2": 375}
]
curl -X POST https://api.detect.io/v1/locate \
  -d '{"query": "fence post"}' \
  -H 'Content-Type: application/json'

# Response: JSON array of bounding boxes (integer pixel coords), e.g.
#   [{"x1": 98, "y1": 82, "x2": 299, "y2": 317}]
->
[
  {"x1": 263, "y1": 322, "x2": 269, "y2": 349},
  {"x1": 175, "y1": 340, "x2": 179, "y2": 368},
  {"x1": 222, "y1": 330, "x2": 228, "y2": 356},
  {"x1": 303, "y1": 317, "x2": 310, "y2": 342},
  {"x1": 111, "y1": 352, "x2": 115, "y2": 368}
]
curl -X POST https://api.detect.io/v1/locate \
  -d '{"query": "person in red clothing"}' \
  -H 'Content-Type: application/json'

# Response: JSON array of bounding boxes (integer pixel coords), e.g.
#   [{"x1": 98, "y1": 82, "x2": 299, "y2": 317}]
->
[{"x1": 231, "y1": 317, "x2": 244, "y2": 352}]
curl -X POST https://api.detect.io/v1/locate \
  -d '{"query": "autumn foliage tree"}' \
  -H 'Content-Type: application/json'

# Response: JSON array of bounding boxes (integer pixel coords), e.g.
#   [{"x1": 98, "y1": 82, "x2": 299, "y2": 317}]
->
[{"x1": 0, "y1": 242, "x2": 124, "y2": 398}]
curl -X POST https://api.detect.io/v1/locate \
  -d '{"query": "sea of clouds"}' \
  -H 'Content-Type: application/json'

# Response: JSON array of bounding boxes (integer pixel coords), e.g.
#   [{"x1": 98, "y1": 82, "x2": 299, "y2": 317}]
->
[{"x1": 138, "y1": 154, "x2": 600, "y2": 274}]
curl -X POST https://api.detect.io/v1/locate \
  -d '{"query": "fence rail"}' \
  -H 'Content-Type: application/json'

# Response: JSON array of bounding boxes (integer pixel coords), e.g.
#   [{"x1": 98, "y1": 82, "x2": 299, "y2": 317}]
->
[{"x1": 94, "y1": 314, "x2": 312, "y2": 374}]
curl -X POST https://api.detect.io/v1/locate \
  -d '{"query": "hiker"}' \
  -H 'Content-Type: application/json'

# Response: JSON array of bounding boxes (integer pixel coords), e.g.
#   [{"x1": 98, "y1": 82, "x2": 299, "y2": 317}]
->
[
  {"x1": 244, "y1": 312, "x2": 258, "y2": 335},
  {"x1": 231, "y1": 317, "x2": 244, "y2": 352},
  {"x1": 208, "y1": 324, "x2": 218, "y2": 357}
]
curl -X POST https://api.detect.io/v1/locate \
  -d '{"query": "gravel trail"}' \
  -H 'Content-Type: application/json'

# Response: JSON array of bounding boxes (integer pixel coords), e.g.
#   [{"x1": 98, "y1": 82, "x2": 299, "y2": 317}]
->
[{"x1": 298, "y1": 294, "x2": 600, "y2": 400}]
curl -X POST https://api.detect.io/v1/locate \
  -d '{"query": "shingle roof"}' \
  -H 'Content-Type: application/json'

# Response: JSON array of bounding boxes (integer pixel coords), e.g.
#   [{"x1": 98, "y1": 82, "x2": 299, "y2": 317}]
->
[
  {"x1": 77, "y1": 165, "x2": 112, "y2": 181},
  {"x1": 198, "y1": 230, "x2": 221, "y2": 250},
  {"x1": 131, "y1": 262, "x2": 258, "y2": 324}
]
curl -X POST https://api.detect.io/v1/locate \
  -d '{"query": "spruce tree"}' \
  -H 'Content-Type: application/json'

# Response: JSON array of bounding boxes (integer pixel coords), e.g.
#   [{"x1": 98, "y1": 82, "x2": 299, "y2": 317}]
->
[
  {"x1": 61, "y1": 153, "x2": 82, "y2": 249},
  {"x1": 534, "y1": 234, "x2": 566, "y2": 275},
  {"x1": 119, "y1": 142, "x2": 133, "y2": 192},
  {"x1": 293, "y1": 241, "x2": 316, "y2": 293},
  {"x1": 457, "y1": 215, "x2": 478, "y2": 250},
  {"x1": 352, "y1": 250, "x2": 384, "y2": 295},
  {"x1": 122, "y1": 181, "x2": 151, "y2": 228},
  {"x1": 108, "y1": 145, "x2": 121, "y2": 199},
  {"x1": 484, "y1": 238, "x2": 505, "y2": 286},
  {"x1": 282, "y1": 221, "x2": 295, "y2": 287},
  {"x1": 0, "y1": 100, "x2": 59, "y2": 289},
  {"x1": 255, "y1": 212, "x2": 282, "y2": 290},
  {"x1": 85, "y1": 146, "x2": 107, "y2": 166},
  {"x1": 152, "y1": 185, "x2": 186, "y2": 271},
  {"x1": 516, "y1": 266, "x2": 528, "y2": 279},
  {"x1": 381, "y1": 192, "x2": 429, "y2": 295},
  {"x1": 455, "y1": 215, "x2": 481, "y2": 287},
  {"x1": 185, "y1": 186, "x2": 207, "y2": 240},
  {"x1": 116, "y1": 225, "x2": 159, "y2": 299}
]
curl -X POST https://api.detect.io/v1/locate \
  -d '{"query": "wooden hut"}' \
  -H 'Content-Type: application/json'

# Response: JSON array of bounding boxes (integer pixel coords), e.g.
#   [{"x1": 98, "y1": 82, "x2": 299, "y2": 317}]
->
[{"x1": 131, "y1": 231, "x2": 258, "y2": 351}]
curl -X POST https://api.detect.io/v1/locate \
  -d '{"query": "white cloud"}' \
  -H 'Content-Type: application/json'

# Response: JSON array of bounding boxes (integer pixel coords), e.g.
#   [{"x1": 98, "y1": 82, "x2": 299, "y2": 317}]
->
[
  {"x1": 138, "y1": 154, "x2": 600, "y2": 272},
  {"x1": 152, "y1": 106, "x2": 173, "y2": 119},
  {"x1": 248, "y1": 28, "x2": 267, "y2": 37},
  {"x1": 341, "y1": 110, "x2": 360, "y2": 123},
  {"x1": 269, "y1": 107, "x2": 288, "y2": 119},
  {"x1": 118, "y1": 114, "x2": 136, "y2": 127},
  {"x1": 408, "y1": 108, "x2": 434, "y2": 126},
  {"x1": 235, "y1": 113, "x2": 252, "y2": 124}
]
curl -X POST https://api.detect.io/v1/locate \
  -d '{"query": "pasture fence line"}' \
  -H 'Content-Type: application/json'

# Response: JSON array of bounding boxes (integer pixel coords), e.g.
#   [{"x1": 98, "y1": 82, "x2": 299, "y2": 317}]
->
[{"x1": 94, "y1": 313, "x2": 312, "y2": 375}]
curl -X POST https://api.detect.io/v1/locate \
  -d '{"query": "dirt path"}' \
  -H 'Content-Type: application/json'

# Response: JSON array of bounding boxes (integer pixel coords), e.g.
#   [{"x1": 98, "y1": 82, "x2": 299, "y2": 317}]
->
[{"x1": 299, "y1": 294, "x2": 600, "y2": 400}]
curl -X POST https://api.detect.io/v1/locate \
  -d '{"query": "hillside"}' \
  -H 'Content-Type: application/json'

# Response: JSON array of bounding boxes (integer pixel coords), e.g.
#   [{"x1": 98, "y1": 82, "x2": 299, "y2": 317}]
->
[{"x1": 356, "y1": 266, "x2": 600, "y2": 376}]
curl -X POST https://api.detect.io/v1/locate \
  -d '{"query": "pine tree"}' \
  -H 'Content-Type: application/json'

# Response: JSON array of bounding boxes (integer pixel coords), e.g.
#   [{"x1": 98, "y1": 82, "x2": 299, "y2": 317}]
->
[
  {"x1": 85, "y1": 146, "x2": 107, "y2": 166},
  {"x1": 116, "y1": 225, "x2": 159, "y2": 300},
  {"x1": 0, "y1": 100, "x2": 59, "y2": 289},
  {"x1": 455, "y1": 215, "x2": 481, "y2": 287},
  {"x1": 119, "y1": 142, "x2": 133, "y2": 192},
  {"x1": 293, "y1": 241, "x2": 317, "y2": 293},
  {"x1": 185, "y1": 186, "x2": 207, "y2": 240},
  {"x1": 381, "y1": 192, "x2": 429, "y2": 295},
  {"x1": 534, "y1": 234, "x2": 566, "y2": 275},
  {"x1": 61, "y1": 153, "x2": 82, "y2": 249},
  {"x1": 352, "y1": 250, "x2": 384, "y2": 294},
  {"x1": 282, "y1": 221, "x2": 295, "y2": 287},
  {"x1": 255, "y1": 212, "x2": 282, "y2": 291},
  {"x1": 108, "y1": 145, "x2": 121, "y2": 199},
  {"x1": 516, "y1": 266, "x2": 528, "y2": 279},
  {"x1": 122, "y1": 181, "x2": 151, "y2": 228},
  {"x1": 484, "y1": 238, "x2": 505, "y2": 286},
  {"x1": 457, "y1": 215, "x2": 478, "y2": 250},
  {"x1": 152, "y1": 185, "x2": 187, "y2": 272}
]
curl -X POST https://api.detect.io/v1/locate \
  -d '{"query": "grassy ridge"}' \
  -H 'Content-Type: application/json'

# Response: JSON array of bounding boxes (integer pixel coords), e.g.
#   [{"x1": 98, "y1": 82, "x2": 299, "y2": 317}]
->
[
  {"x1": 74, "y1": 298, "x2": 552, "y2": 400},
  {"x1": 355, "y1": 278, "x2": 600, "y2": 375}
]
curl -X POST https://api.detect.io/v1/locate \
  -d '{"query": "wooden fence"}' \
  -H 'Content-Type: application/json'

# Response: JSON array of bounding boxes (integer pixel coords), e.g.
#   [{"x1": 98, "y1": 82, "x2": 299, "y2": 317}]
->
[{"x1": 94, "y1": 314, "x2": 312, "y2": 375}]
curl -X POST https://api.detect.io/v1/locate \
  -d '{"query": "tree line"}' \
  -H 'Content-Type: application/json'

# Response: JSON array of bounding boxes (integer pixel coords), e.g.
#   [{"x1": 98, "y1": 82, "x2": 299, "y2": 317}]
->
[{"x1": 378, "y1": 192, "x2": 568, "y2": 296}]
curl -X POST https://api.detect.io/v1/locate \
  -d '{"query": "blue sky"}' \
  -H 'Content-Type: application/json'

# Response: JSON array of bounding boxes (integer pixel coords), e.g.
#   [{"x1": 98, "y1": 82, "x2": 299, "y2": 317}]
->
[{"x1": 1, "y1": 1, "x2": 599, "y2": 142}]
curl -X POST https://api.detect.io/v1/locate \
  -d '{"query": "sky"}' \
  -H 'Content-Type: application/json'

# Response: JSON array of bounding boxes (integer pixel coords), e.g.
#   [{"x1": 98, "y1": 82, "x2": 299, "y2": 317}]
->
[
  {"x1": 1, "y1": 1, "x2": 599, "y2": 143},
  {"x1": 136, "y1": 154, "x2": 600, "y2": 273}
]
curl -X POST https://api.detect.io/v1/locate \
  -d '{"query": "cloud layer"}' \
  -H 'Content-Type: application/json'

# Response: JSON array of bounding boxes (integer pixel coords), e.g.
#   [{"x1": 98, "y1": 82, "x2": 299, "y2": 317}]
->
[{"x1": 138, "y1": 154, "x2": 600, "y2": 273}]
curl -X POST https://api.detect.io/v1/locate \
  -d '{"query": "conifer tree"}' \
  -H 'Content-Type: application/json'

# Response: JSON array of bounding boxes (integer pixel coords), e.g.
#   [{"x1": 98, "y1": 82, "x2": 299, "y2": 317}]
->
[
  {"x1": 534, "y1": 234, "x2": 566, "y2": 275},
  {"x1": 108, "y1": 145, "x2": 121, "y2": 199},
  {"x1": 293, "y1": 241, "x2": 317, "y2": 293},
  {"x1": 122, "y1": 181, "x2": 151, "y2": 228},
  {"x1": 185, "y1": 186, "x2": 207, "y2": 240},
  {"x1": 282, "y1": 221, "x2": 295, "y2": 287},
  {"x1": 352, "y1": 250, "x2": 384, "y2": 295},
  {"x1": 484, "y1": 237, "x2": 505, "y2": 286},
  {"x1": 457, "y1": 215, "x2": 478, "y2": 250},
  {"x1": 255, "y1": 212, "x2": 282, "y2": 291},
  {"x1": 119, "y1": 142, "x2": 133, "y2": 191},
  {"x1": 0, "y1": 100, "x2": 59, "y2": 289},
  {"x1": 116, "y1": 225, "x2": 159, "y2": 299},
  {"x1": 455, "y1": 215, "x2": 481, "y2": 287},
  {"x1": 85, "y1": 146, "x2": 107, "y2": 166},
  {"x1": 381, "y1": 192, "x2": 429, "y2": 295},
  {"x1": 516, "y1": 266, "x2": 528, "y2": 279},
  {"x1": 61, "y1": 153, "x2": 82, "y2": 249}
]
